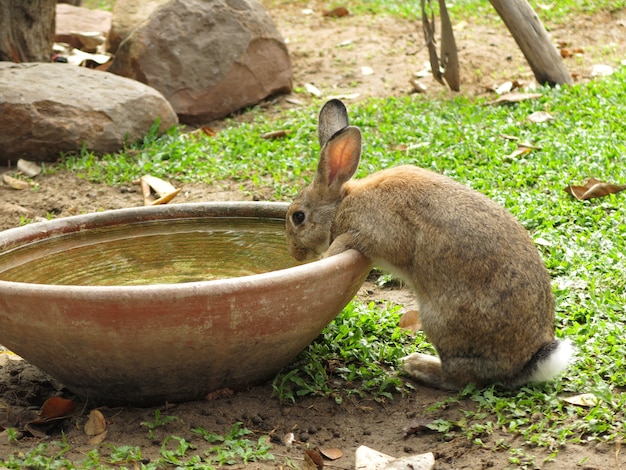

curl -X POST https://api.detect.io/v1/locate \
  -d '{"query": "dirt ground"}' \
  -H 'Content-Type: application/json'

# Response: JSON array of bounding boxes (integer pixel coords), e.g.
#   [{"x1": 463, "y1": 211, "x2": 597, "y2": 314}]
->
[{"x1": 0, "y1": 2, "x2": 625, "y2": 469}]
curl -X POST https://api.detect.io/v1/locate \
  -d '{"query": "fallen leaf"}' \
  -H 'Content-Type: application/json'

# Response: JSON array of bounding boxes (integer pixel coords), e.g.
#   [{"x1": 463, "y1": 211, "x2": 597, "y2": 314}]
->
[
  {"x1": 561, "y1": 393, "x2": 599, "y2": 407},
  {"x1": 2, "y1": 174, "x2": 29, "y2": 190},
  {"x1": 205, "y1": 388, "x2": 234, "y2": 401},
  {"x1": 304, "y1": 83, "x2": 322, "y2": 97},
  {"x1": 494, "y1": 81, "x2": 513, "y2": 95},
  {"x1": 139, "y1": 175, "x2": 182, "y2": 206},
  {"x1": 283, "y1": 432, "x2": 295, "y2": 446},
  {"x1": 591, "y1": 64, "x2": 613, "y2": 77},
  {"x1": 17, "y1": 159, "x2": 42, "y2": 177},
  {"x1": 150, "y1": 187, "x2": 182, "y2": 206},
  {"x1": 87, "y1": 429, "x2": 108, "y2": 445},
  {"x1": 39, "y1": 397, "x2": 77, "y2": 421},
  {"x1": 84, "y1": 409, "x2": 107, "y2": 436},
  {"x1": 183, "y1": 126, "x2": 217, "y2": 139},
  {"x1": 322, "y1": 6, "x2": 349, "y2": 17},
  {"x1": 399, "y1": 310, "x2": 421, "y2": 334},
  {"x1": 564, "y1": 177, "x2": 626, "y2": 200},
  {"x1": 527, "y1": 111, "x2": 553, "y2": 123},
  {"x1": 504, "y1": 145, "x2": 533, "y2": 161},
  {"x1": 262, "y1": 129, "x2": 291, "y2": 140},
  {"x1": 489, "y1": 92, "x2": 542, "y2": 105},
  {"x1": 409, "y1": 78, "x2": 427, "y2": 93},
  {"x1": 560, "y1": 47, "x2": 584, "y2": 58},
  {"x1": 318, "y1": 447, "x2": 343, "y2": 460},
  {"x1": 304, "y1": 448, "x2": 324, "y2": 469}
]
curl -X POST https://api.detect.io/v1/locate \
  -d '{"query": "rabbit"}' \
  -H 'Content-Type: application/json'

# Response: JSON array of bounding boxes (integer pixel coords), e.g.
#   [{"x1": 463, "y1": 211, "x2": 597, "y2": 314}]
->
[{"x1": 285, "y1": 99, "x2": 574, "y2": 391}]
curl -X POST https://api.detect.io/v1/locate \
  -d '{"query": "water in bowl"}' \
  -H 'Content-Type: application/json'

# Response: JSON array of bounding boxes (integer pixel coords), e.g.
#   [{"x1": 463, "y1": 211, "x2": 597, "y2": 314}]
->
[{"x1": 0, "y1": 218, "x2": 296, "y2": 286}]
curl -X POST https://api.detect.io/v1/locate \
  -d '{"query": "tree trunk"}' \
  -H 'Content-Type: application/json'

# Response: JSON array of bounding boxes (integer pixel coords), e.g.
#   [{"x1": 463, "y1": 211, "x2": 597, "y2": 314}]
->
[
  {"x1": 489, "y1": 0, "x2": 572, "y2": 86},
  {"x1": 0, "y1": 0, "x2": 56, "y2": 62}
]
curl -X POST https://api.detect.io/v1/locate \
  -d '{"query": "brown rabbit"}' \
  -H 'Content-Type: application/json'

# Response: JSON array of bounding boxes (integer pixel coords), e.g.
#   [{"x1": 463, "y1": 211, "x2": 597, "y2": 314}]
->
[{"x1": 285, "y1": 99, "x2": 574, "y2": 390}]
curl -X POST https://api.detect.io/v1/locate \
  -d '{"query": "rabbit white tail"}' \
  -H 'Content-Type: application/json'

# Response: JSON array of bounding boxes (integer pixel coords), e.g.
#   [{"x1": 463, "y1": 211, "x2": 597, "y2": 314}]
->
[{"x1": 527, "y1": 339, "x2": 576, "y2": 383}]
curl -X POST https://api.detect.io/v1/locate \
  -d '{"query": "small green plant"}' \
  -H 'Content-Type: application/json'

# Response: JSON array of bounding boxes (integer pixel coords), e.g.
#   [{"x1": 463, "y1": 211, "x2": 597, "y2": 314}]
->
[
  {"x1": 272, "y1": 301, "x2": 418, "y2": 403},
  {"x1": 0, "y1": 438, "x2": 72, "y2": 469},
  {"x1": 192, "y1": 422, "x2": 274, "y2": 465},
  {"x1": 141, "y1": 409, "x2": 181, "y2": 441}
]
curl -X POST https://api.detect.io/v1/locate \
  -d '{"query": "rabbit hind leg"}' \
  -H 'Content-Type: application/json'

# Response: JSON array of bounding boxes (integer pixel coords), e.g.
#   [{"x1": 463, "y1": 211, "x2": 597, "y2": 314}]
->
[{"x1": 401, "y1": 352, "x2": 466, "y2": 391}]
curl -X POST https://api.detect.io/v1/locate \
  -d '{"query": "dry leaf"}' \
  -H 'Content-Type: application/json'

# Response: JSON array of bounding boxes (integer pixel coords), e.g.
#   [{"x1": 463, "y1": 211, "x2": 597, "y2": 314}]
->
[
  {"x1": 527, "y1": 111, "x2": 553, "y2": 123},
  {"x1": 409, "y1": 78, "x2": 427, "y2": 93},
  {"x1": 304, "y1": 448, "x2": 324, "y2": 469},
  {"x1": 283, "y1": 432, "x2": 295, "y2": 446},
  {"x1": 39, "y1": 397, "x2": 77, "y2": 421},
  {"x1": 2, "y1": 174, "x2": 29, "y2": 190},
  {"x1": 504, "y1": 145, "x2": 535, "y2": 161},
  {"x1": 205, "y1": 388, "x2": 234, "y2": 401},
  {"x1": 561, "y1": 393, "x2": 599, "y2": 407},
  {"x1": 87, "y1": 429, "x2": 108, "y2": 445},
  {"x1": 17, "y1": 159, "x2": 42, "y2": 177},
  {"x1": 304, "y1": 83, "x2": 322, "y2": 97},
  {"x1": 183, "y1": 126, "x2": 217, "y2": 139},
  {"x1": 494, "y1": 81, "x2": 513, "y2": 95},
  {"x1": 489, "y1": 92, "x2": 542, "y2": 105},
  {"x1": 591, "y1": 64, "x2": 613, "y2": 77},
  {"x1": 141, "y1": 175, "x2": 176, "y2": 197},
  {"x1": 150, "y1": 188, "x2": 182, "y2": 206},
  {"x1": 262, "y1": 130, "x2": 291, "y2": 140},
  {"x1": 399, "y1": 310, "x2": 421, "y2": 334},
  {"x1": 323, "y1": 6, "x2": 349, "y2": 17},
  {"x1": 564, "y1": 177, "x2": 626, "y2": 200},
  {"x1": 84, "y1": 409, "x2": 107, "y2": 436},
  {"x1": 318, "y1": 447, "x2": 343, "y2": 460},
  {"x1": 139, "y1": 175, "x2": 181, "y2": 206}
]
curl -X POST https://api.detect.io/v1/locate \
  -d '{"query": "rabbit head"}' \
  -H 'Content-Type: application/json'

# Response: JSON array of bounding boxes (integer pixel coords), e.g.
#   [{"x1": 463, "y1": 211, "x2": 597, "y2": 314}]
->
[{"x1": 285, "y1": 99, "x2": 362, "y2": 261}]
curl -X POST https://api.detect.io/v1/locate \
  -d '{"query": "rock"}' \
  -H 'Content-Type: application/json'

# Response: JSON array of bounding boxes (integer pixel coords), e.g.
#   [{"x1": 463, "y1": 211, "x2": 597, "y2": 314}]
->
[
  {"x1": 106, "y1": 0, "x2": 167, "y2": 54},
  {"x1": 355, "y1": 445, "x2": 435, "y2": 470},
  {"x1": 55, "y1": 3, "x2": 112, "y2": 50},
  {"x1": 0, "y1": 62, "x2": 178, "y2": 164},
  {"x1": 107, "y1": 0, "x2": 293, "y2": 124}
]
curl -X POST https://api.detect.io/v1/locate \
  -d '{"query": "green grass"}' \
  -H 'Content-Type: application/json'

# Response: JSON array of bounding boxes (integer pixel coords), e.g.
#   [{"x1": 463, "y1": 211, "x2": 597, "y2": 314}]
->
[
  {"x1": 60, "y1": 67, "x2": 626, "y2": 466},
  {"x1": 279, "y1": 0, "x2": 626, "y2": 22}
]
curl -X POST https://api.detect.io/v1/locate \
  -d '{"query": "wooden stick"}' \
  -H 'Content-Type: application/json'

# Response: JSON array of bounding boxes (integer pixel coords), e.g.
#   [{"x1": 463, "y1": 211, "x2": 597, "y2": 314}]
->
[{"x1": 489, "y1": 0, "x2": 573, "y2": 86}]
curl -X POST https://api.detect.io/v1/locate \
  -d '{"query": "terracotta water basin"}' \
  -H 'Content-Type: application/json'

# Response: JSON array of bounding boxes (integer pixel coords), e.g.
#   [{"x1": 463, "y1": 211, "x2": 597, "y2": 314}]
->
[{"x1": 0, "y1": 202, "x2": 371, "y2": 406}]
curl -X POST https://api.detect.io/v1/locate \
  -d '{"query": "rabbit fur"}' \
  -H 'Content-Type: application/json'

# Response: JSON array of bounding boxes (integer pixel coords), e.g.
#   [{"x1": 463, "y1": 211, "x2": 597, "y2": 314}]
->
[{"x1": 285, "y1": 99, "x2": 574, "y2": 391}]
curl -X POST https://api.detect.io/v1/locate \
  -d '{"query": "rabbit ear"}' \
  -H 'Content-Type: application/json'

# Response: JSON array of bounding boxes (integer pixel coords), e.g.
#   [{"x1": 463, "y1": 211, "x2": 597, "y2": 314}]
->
[
  {"x1": 315, "y1": 126, "x2": 362, "y2": 191},
  {"x1": 318, "y1": 99, "x2": 349, "y2": 148}
]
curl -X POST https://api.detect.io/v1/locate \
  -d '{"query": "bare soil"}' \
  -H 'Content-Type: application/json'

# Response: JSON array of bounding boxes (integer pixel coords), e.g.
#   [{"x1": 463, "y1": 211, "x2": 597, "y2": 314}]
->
[{"x1": 0, "y1": 2, "x2": 625, "y2": 469}]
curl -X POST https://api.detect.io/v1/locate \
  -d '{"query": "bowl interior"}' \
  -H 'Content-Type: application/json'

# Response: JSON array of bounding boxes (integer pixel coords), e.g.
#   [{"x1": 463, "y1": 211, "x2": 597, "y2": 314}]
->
[{"x1": 0, "y1": 216, "x2": 297, "y2": 286}]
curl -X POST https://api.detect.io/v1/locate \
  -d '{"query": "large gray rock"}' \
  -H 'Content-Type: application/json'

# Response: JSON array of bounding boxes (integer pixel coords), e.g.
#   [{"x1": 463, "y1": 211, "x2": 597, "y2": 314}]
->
[
  {"x1": 0, "y1": 62, "x2": 178, "y2": 164},
  {"x1": 107, "y1": 0, "x2": 293, "y2": 124}
]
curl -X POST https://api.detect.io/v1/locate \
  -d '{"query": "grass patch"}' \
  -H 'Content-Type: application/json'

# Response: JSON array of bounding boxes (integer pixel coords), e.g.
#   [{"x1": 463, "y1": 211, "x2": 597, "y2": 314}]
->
[{"x1": 55, "y1": 62, "x2": 626, "y2": 467}]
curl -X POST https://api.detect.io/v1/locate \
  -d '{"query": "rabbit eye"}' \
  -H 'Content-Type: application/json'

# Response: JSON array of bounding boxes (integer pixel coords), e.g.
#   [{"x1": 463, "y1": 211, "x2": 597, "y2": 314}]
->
[{"x1": 291, "y1": 211, "x2": 306, "y2": 226}]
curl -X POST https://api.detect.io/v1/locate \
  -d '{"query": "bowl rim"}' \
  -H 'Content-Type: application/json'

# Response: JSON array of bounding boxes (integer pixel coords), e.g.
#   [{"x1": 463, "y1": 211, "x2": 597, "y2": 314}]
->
[{"x1": 0, "y1": 201, "x2": 370, "y2": 295}]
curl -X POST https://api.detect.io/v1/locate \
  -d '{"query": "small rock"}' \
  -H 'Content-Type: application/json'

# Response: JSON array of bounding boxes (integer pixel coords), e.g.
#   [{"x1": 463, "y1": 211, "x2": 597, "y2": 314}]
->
[{"x1": 355, "y1": 445, "x2": 435, "y2": 470}]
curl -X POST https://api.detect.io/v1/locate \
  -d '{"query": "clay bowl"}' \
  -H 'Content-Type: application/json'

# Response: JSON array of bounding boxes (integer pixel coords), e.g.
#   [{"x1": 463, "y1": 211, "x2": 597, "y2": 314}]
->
[{"x1": 0, "y1": 202, "x2": 371, "y2": 406}]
